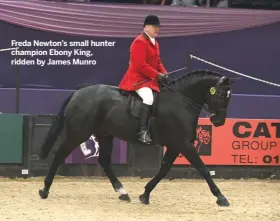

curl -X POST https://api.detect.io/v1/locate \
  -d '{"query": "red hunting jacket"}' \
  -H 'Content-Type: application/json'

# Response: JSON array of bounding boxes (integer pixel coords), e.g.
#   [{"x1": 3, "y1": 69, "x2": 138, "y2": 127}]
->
[{"x1": 119, "y1": 32, "x2": 167, "y2": 92}]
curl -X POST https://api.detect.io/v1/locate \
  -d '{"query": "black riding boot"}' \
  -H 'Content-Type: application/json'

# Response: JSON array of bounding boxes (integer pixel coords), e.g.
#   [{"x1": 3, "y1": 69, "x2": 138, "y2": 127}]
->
[{"x1": 138, "y1": 103, "x2": 152, "y2": 144}]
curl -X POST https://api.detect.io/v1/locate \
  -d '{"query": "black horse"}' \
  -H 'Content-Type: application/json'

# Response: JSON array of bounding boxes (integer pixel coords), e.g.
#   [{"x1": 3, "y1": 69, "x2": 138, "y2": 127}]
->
[{"x1": 38, "y1": 69, "x2": 234, "y2": 207}]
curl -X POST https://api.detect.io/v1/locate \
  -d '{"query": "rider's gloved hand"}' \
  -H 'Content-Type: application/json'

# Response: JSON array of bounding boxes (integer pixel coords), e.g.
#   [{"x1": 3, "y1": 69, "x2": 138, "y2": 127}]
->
[{"x1": 157, "y1": 73, "x2": 168, "y2": 84}]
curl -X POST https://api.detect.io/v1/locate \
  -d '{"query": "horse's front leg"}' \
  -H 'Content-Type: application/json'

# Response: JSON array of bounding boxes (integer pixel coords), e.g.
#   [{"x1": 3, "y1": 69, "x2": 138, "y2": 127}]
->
[
  {"x1": 139, "y1": 148, "x2": 178, "y2": 204},
  {"x1": 181, "y1": 143, "x2": 230, "y2": 207}
]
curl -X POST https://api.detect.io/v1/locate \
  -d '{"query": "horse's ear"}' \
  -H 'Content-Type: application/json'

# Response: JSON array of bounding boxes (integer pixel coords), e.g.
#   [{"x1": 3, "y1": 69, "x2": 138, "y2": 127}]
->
[{"x1": 218, "y1": 77, "x2": 231, "y2": 85}]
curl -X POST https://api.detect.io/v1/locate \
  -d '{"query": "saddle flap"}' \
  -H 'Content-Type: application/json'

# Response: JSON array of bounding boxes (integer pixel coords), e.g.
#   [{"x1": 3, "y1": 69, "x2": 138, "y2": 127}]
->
[
  {"x1": 128, "y1": 94, "x2": 142, "y2": 118},
  {"x1": 126, "y1": 90, "x2": 158, "y2": 119}
]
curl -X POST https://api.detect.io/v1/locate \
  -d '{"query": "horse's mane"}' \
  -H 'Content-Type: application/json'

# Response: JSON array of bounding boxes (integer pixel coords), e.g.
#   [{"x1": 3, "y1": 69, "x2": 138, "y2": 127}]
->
[
  {"x1": 164, "y1": 69, "x2": 222, "y2": 90},
  {"x1": 169, "y1": 69, "x2": 222, "y2": 84}
]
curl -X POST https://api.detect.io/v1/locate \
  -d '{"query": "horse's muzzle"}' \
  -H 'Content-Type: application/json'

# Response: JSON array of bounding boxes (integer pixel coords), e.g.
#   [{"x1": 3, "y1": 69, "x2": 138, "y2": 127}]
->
[{"x1": 210, "y1": 112, "x2": 226, "y2": 127}]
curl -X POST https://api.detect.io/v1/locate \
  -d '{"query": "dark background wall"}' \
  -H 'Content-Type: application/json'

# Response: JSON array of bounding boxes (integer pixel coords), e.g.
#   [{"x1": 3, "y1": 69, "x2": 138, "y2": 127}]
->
[{"x1": 1, "y1": 21, "x2": 280, "y2": 119}]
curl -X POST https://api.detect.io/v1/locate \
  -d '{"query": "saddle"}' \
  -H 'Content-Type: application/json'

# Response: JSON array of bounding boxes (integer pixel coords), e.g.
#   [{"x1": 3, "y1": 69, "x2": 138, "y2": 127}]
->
[
  {"x1": 119, "y1": 89, "x2": 162, "y2": 144},
  {"x1": 120, "y1": 89, "x2": 159, "y2": 119}
]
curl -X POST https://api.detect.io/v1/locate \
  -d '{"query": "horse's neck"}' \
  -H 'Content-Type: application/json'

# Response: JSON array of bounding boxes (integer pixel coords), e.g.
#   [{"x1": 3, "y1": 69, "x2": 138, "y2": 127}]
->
[{"x1": 175, "y1": 76, "x2": 217, "y2": 106}]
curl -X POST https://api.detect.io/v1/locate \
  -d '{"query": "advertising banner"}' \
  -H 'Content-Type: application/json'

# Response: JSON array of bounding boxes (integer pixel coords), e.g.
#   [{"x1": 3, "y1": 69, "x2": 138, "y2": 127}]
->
[
  {"x1": 164, "y1": 118, "x2": 280, "y2": 166},
  {"x1": 65, "y1": 135, "x2": 127, "y2": 164}
]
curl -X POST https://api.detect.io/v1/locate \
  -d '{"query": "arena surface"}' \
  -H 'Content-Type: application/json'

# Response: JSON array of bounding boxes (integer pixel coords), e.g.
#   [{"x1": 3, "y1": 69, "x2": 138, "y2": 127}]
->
[{"x1": 0, "y1": 177, "x2": 279, "y2": 221}]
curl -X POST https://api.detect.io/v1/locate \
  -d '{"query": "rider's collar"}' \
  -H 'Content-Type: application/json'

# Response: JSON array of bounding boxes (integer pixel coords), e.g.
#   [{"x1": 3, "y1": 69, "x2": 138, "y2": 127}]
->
[{"x1": 143, "y1": 32, "x2": 155, "y2": 46}]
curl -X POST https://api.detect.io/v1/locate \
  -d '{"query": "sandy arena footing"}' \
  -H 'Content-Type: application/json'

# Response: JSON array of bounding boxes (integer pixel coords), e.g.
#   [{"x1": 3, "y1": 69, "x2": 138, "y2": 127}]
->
[{"x1": 0, "y1": 177, "x2": 279, "y2": 221}]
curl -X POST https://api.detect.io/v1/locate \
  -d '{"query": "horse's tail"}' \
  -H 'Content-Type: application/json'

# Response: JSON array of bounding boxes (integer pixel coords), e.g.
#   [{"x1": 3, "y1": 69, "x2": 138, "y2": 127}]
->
[
  {"x1": 39, "y1": 92, "x2": 74, "y2": 160},
  {"x1": 39, "y1": 83, "x2": 91, "y2": 159}
]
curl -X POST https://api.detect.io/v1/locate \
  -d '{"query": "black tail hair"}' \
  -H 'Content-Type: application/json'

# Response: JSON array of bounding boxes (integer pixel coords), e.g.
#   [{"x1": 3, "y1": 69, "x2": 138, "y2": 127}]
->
[
  {"x1": 39, "y1": 83, "x2": 92, "y2": 159},
  {"x1": 39, "y1": 93, "x2": 73, "y2": 159}
]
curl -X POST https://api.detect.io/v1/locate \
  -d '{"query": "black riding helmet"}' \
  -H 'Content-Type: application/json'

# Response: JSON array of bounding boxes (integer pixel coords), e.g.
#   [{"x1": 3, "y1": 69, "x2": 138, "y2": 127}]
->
[{"x1": 143, "y1": 15, "x2": 160, "y2": 27}]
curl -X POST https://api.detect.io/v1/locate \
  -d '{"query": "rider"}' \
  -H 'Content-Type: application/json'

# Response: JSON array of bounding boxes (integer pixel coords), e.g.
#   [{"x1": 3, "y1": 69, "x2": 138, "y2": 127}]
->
[{"x1": 119, "y1": 14, "x2": 168, "y2": 144}]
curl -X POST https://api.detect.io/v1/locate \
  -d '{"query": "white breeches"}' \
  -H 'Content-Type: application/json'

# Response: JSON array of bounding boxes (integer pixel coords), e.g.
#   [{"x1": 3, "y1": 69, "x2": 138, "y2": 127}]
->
[{"x1": 135, "y1": 87, "x2": 154, "y2": 105}]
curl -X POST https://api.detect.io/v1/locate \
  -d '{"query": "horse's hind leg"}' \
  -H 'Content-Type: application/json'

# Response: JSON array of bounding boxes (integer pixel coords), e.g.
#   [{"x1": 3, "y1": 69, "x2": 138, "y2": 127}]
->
[
  {"x1": 39, "y1": 133, "x2": 90, "y2": 199},
  {"x1": 97, "y1": 135, "x2": 130, "y2": 202}
]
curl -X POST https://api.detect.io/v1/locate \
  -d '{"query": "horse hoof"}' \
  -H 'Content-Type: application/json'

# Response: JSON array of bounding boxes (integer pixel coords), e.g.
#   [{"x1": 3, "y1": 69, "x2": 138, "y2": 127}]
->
[
  {"x1": 39, "y1": 189, "x2": 49, "y2": 199},
  {"x1": 139, "y1": 194, "x2": 150, "y2": 205},
  {"x1": 119, "y1": 194, "x2": 131, "y2": 202},
  {"x1": 216, "y1": 195, "x2": 230, "y2": 207}
]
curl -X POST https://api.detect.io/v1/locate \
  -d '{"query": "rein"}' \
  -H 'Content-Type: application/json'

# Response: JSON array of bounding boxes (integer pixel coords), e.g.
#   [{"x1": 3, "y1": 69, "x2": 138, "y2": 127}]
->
[
  {"x1": 161, "y1": 82, "x2": 214, "y2": 118},
  {"x1": 134, "y1": 66, "x2": 216, "y2": 118},
  {"x1": 133, "y1": 67, "x2": 187, "y2": 87}
]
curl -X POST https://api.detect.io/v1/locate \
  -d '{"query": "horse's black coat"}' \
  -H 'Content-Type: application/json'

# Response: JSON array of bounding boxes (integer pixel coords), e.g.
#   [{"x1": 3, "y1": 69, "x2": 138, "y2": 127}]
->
[{"x1": 38, "y1": 69, "x2": 233, "y2": 206}]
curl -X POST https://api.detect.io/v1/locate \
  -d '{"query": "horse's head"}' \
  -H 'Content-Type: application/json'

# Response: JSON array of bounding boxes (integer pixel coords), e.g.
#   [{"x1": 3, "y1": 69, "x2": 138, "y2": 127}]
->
[
  {"x1": 165, "y1": 69, "x2": 234, "y2": 127},
  {"x1": 206, "y1": 76, "x2": 233, "y2": 127}
]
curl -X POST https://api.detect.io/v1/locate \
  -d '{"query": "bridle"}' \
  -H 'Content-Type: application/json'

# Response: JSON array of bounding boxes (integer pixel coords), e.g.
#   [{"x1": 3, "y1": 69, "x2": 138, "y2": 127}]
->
[
  {"x1": 160, "y1": 76, "x2": 231, "y2": 118},
  {"x1": 206, "y1": 76, "x2": 232, "y2": 115}
]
